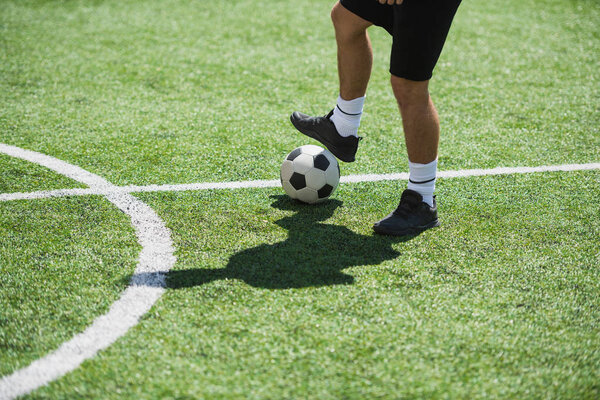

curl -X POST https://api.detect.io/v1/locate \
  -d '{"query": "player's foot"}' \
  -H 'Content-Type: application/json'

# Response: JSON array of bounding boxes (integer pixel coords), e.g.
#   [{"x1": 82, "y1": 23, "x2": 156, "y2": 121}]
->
[
  {"x1": 373, "y1": 189, "x2": 440, "y2": 236},
  {"x1": 290, "y1": 110, "x2": 360, "y2": 162}
]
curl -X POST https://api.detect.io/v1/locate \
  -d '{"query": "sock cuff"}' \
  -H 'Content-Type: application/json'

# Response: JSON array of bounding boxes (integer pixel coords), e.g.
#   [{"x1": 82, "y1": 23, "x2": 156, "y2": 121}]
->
[
  {"x1": 336, "y1": 95, "x2": 365, "y2": 116},
  {"x1": 407, "y1": 181, "x2": 436, "y2": 196},
  {"x1": 408, "y1": 158, "x2": 437, "y2": 181},
  {"x1": 407, "y1": 158, "x2": 437, "y2": 207},
  {"x1": 408, "y1": 158, "x2": 438, "y2": 170}
]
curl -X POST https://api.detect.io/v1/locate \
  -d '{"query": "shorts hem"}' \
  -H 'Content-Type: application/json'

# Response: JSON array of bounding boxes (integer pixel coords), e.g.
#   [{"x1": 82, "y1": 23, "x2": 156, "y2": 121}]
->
[{"x1": 390, "y1": 69, "x2": 433, "y2": 82}]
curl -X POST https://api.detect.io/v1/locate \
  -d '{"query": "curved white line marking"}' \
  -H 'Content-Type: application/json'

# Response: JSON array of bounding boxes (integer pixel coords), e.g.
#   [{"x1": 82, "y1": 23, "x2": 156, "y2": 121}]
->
[
  {"x1": 0, "y1": 143, "x2": 176, "y2": 400},
  {"x1": 1, "y1": 162, "x2": 599, "y2": 202}
]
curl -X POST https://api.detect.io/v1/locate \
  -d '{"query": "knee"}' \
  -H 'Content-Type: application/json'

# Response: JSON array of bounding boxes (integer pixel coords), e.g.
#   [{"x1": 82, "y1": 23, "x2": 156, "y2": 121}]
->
[
  {"x1": 390, "y1": 75, "x2": 430, "y2": 109},
  {"x1": 331, "y1": 2, "x2": 368, "y2": 41},
  {"x1": 330, "y1": 2, "x2": 347, "y2": 29}
]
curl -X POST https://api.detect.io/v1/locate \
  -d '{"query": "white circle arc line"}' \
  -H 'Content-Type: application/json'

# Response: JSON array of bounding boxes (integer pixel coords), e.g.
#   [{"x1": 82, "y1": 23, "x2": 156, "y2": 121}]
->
[{"x1": 0, "y1": 143, "x2": 176, "y2": 400}]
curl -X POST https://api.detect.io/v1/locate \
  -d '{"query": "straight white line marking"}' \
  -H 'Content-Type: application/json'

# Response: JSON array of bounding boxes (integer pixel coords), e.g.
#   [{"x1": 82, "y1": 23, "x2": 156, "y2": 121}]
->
[
  {"x1": 1, "y1": 162, "x2": 599, "y2": 202},
  {"x1": 0, "y1": 187, "x2": 99, "y2": 201},
  {"x1": 0, "y1": 143, "x2": 176, "y2": 400}
]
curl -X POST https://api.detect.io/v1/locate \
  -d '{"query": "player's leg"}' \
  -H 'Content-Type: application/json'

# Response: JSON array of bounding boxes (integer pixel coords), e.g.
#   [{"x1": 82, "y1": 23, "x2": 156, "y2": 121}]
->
[
  {"x1": 372, "y1": 76, "x2": 441, "y2": 236},
  {"x1": 331, "y1": 1, "x2": 373, "y2": 101},
  {"x1": 290, "y1": 1, "x2": 390, "y2": 163},
  {"x1": 373, "y1": 0, "x2": 461, "y2": 236},
  {"x1": 391, "y1": 77, "x2": 439, "y2": 166},
  {"x1": 392, "y1": 76, "x2": 440, "y2": 207}
]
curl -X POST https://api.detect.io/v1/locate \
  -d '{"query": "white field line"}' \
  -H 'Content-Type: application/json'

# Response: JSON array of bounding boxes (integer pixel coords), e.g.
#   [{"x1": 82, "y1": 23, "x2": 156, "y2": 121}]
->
[
  {"x1": 1, "y1": 162, "x2": 600, "y2": 202},
  {"x1": 0, "y1": 143, "x2": 176, "y2": 400}
]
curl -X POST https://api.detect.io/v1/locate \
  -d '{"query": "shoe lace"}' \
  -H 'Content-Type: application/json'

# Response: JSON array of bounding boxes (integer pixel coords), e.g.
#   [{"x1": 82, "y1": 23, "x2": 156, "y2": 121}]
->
[
  {"x1": 393, "y1": 194, "x2": 419, "y2": 217},
  {"x1": 393, "y1": 201, "x2": 414, "y2": 217}
]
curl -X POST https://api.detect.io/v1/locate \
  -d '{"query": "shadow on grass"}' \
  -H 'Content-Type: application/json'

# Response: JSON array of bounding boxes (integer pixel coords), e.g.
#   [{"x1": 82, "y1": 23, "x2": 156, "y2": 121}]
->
[{"x1": 167, "y1": 195, "x2": 416, "y2": 289}]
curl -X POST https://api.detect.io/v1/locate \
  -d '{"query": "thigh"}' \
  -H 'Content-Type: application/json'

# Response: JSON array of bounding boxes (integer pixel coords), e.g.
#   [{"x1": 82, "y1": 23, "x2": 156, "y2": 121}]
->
[{"x1": 391, "y1": 0, "x2": 462, "y2": 81}]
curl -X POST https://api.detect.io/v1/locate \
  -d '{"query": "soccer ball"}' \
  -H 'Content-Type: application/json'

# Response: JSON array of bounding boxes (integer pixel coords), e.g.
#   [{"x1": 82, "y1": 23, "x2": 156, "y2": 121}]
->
[{"x1": 280, "y1": 145, "x2": 340, "y2": 204}]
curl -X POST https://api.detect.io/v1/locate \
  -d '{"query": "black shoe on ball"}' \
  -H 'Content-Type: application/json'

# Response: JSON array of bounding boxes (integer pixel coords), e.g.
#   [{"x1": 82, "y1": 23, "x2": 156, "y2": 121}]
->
[
  {"x1": 373, "y1": 189, "x2": 440, "y2": 236},
  {"x1": 290, "y1": 110, "x2": 360, "y2": 162}
]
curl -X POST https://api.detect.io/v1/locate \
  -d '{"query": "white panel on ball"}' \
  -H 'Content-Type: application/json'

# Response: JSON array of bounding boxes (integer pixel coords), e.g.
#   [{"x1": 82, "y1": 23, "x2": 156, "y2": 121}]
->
[
  {"x1": 296, "y1": 187, "x2": 319, "y2": 204},
  {"x1": 325, "y1": 165, "x2": 340, "y2": 187},
  {"x1": 293, "y1": 153, "x2": 314, "y2": 174},
  {"x1": 305, "y1": 168, "x2": 327, "y2": 190},
  {"x1": 300, "y1": 144, "x2": 324, "y2": 156},
  {"x1": 282, "y1": 181, "x2": 298, "y2": 199},
  {"x1": 280, "y1": 160, "x2": 295, "y2": 181}
]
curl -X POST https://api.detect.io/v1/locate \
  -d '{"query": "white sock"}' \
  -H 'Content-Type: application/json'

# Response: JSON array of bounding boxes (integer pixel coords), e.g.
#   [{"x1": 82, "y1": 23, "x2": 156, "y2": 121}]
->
[
  {"x1": 329, "y1": 95, "x2": 365, "y2": 137},
  {"x1": 407, "y1": 159, "x2": 437, "y2": 207}
]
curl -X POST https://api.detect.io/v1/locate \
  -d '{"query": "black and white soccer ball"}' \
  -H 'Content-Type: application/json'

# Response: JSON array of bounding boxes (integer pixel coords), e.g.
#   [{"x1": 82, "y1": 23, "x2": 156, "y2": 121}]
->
[{"x1": 280, "y1": 145, "x2": 340, "y2": 204}]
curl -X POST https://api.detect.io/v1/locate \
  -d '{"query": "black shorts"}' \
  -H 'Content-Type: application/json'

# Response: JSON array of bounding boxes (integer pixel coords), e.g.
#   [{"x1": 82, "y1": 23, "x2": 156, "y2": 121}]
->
[{"x1": 340, "y1": 0, "x2": 461, "y2": 81}]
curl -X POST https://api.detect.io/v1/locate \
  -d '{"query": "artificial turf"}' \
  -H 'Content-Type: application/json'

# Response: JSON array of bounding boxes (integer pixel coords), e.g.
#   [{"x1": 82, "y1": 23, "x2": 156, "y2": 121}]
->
[
  {"x1": 24, "y1": 172, "x2": 600, "y2": 399},
  {"x1": 1, "y1": 0, "x2": 599, "y2": 398}
]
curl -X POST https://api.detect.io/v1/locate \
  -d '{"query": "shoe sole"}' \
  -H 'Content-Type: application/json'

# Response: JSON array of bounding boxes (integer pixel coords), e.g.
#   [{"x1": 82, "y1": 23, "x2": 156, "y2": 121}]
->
[
  {"x1": 290, "y1": 114, "x2": 355, "y2": 162},
  {"x1": 372, "y1": 219, "x2": 440, "y2": 236}
]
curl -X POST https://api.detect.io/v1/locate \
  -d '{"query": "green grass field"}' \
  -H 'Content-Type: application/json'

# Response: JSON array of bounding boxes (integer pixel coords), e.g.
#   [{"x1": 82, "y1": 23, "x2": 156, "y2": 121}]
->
[{"x1": 1, "y1": 0, "x2": 599, "y2": 398}]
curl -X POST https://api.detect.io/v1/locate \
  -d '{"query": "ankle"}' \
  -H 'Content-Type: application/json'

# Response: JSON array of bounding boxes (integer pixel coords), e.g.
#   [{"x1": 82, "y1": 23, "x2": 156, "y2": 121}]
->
[
  {"x1": 330, "y1": 95, "x2": 365, "y2": 138},
  {"x1": 406, "y1": 158, "x2": 437, "y2": 207}
]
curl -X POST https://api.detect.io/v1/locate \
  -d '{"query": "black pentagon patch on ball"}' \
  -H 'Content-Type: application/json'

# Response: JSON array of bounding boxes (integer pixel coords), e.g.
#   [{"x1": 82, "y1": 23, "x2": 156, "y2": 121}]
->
[
  {"x1": 289, "y1": 172, "x2": 306, "y2": 190},
  {"x1": 286, "y1": 148, "x2": 302, "y2": 161},
  {"x1": 313, "y1": 154, "x2": 330, "y2": 171},
  {"x1": 318, "y1": 184, "x2": 333, "y2": 198}
]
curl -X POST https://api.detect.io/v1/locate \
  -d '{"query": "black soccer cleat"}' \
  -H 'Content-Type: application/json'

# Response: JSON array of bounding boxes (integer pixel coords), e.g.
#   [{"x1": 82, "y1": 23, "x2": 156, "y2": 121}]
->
[
  {"x1": 373, "y1": 189, "x2": 440, "y2": 236},
  {"x1": 290, "y1": 110, "x2": 360, "y2": 162}
]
